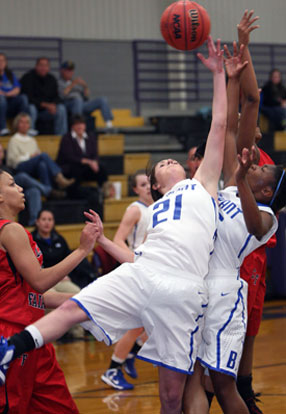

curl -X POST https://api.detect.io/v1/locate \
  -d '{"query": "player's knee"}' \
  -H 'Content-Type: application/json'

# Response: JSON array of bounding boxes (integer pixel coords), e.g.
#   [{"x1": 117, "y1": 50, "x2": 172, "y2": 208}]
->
[
  {"x1": 160, "y1": 386, "x2": 182, "y2": 411},
  {"x1": 211, "y1": 372, "x2": 236, "y2": 401}
]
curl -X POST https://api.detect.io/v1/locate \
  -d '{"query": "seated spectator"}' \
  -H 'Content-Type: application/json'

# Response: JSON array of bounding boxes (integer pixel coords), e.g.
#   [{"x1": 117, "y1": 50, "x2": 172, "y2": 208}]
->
[
  {"x1": 56, "y1": 115, "x2": 107, "y2": 187},
  {"x1": 31, "y1": 209, "x2": 97, "y2": 289},
  {"x1": 261, "y1": 68, "x2": 286, "y2": 130},
  {"x1": 59, "y1": 61, "x2": 114, "y2": 132},
  {"x1": 20, "y1": 57, "x2": 68, "y2": 135},
  {"x1": 6, "y1": 113, "x2": 74, "y2": 194},
  {"x1": 0, "y1": 53, "x2": 30, "y2": 136},
  {"x1": 0, "y1": 141, "x2": 44, "y2": 226}
]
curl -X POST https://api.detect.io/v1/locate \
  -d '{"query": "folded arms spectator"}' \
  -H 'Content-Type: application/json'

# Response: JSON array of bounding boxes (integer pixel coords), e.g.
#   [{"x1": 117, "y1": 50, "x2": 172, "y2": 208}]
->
[{"x1": 20, "y1": 57, "x2": 68, "y2": 135}]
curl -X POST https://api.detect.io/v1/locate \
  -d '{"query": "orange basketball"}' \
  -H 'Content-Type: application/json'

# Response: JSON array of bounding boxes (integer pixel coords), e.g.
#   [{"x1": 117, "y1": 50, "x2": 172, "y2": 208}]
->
[{"x1": 160, "y1": 1, "x2": 211, "y2": 51}]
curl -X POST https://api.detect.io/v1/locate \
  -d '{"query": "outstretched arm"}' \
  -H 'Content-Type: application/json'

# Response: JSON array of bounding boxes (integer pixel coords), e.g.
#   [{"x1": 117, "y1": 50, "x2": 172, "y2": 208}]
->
[
  {"x1": 236, "y1": 9, "x2": 260, "y2": 154},
  {"x1": 236, "y1": 147, "x2": 273, "y2": 239},
  {"x1": 84, "y1": 210, "x2": 135, "y2": 263},
  {"x1": 223, "y1": 42, "x2": 248, "y2": 187},
  {"x1": 1, "y1": 221, "x2": 98, "y2": 293},
  {"x1": 194, "y1": 36, "x2": 227, "y2": 200}
]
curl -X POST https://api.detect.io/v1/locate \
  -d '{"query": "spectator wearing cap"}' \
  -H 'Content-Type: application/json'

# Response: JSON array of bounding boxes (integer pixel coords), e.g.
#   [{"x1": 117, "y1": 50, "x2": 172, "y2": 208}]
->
[
  {"x1": 20, "y1": 57, "x2": 68, "y2": 135},
  {"x1": 58, "y1": 60, "x2": 114, "y2": 132}
]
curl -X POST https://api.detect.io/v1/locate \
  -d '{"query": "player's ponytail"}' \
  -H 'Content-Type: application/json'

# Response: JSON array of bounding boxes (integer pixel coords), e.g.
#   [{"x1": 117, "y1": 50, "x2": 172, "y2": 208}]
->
[{"x1": 146, "y1": 162, "x2": 163, "y2": 202}]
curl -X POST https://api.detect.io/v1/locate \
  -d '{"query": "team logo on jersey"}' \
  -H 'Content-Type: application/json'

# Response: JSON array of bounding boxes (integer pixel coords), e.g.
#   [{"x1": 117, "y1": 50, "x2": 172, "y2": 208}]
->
[
  {"x1": 28, "y1": 292, "x2": 45, "y2": 309},
  {"x1": 18, "y1": 353, "x2": 28, "y2": 366},
  {"x1": 217, "y1": 195, "x2": 242, "y2": 219}
]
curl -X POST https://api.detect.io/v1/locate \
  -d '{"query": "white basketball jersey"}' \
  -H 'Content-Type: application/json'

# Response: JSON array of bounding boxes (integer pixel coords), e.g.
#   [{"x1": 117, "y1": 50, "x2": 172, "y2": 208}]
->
[
  {"x1": 135, "y1": 178, "x2": 218, "y2": 279},
  {"x1": 126, "y1": 201, "x2": 150, "y2": 251},
  {"x1": 208, "y1": 186, "x2": 278, "y2": 278}
]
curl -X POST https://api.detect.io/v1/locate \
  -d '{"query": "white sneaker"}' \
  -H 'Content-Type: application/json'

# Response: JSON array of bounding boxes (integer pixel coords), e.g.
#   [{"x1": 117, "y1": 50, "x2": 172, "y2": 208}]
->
[
  {"x1": 0, "y1": 128, "x2": 10, "y2": 136},
  {"x1": 101, "y1": 368, "x2": 134, "y2": 390},
  {"x1": 28, "y1": 128, "x2": 39, "y2": 136}
]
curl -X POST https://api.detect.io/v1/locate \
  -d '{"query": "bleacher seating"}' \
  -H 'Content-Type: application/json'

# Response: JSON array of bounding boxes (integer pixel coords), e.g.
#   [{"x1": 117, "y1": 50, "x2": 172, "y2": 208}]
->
[{"x1": 3, "y1": 131, "x2": 151, "y2": 248}]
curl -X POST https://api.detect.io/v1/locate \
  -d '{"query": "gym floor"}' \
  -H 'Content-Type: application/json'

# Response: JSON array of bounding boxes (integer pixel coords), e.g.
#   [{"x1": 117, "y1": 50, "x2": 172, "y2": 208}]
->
[{"x1": 55, "y1": 299, "x2": 286, "y2": 414}]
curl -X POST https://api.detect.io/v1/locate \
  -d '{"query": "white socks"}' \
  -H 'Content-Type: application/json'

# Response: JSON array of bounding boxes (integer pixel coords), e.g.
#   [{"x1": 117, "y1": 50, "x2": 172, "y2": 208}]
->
[{"x1": 25, "y1": 325, "x2": 44, "y2": 349}]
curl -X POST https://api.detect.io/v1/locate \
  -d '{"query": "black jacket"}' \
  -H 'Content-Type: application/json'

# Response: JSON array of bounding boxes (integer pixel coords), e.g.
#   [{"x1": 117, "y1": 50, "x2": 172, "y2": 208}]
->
[
  {"x1": 20, "y1": 69, "x2": 61, "y2": 109},
  {"x1": 32, "y1": 229, "x2": 97, "y2": 288}
]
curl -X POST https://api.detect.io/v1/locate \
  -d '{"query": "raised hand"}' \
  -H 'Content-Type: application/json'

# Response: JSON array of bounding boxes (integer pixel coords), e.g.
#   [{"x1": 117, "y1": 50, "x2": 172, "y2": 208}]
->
[
  {"x1": 237, "y1": 9, "x2": 259, "y2": 47},
  {"x1": 79, "y1": 221, "x2": 98, "y2": 253},
  {"x1": 236, "y1": 146, "x2": 256, "y2": 180},
  {"x1": 197, "y1": 36, "x2": 224, "y2": 74},
  {"x1": 84, "y1": 209, "x2": 104, "y2": 240},
  {"x1": 224, "y1": 42, "x2": 248, "y2": 80}
]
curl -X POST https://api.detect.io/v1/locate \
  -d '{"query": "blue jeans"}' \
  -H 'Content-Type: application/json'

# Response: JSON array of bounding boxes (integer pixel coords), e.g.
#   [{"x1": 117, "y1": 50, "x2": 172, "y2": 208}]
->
[
  {"x1": 261, "y1": 106, "x2": 286, "y2": 130},
  {"x1": 16, "y1": 153, "x2": 61, "y2": 188},
  {"x1": 14, "y1": 172, "x2": 46, "y2": 226},
  {"x1": 29, "y1": 103, "x2": 68, "y2": 135},
  {"x1": 0, "y1": 94, "x2": 29, "y2": 129},
  {"x1": 65, "y1": 96, "x2": 113, "y2": 131}
]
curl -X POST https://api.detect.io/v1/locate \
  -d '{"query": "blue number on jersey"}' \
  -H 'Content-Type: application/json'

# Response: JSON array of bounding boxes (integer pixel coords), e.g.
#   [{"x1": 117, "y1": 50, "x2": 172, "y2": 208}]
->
[{"x1": 152, "y1": 194, "x2": 182, "y2": 228}]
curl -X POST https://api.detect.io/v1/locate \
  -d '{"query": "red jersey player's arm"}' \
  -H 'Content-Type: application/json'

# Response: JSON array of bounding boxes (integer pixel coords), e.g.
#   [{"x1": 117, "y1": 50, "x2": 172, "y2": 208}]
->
[{"x1": 0, "y1": 222, "x2": 97, "y2": 293}]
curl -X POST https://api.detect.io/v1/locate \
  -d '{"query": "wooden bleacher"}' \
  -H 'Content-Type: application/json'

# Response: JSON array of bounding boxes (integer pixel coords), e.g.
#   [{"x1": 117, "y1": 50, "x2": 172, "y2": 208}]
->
[{"x1": 274, "y1": 131, "x2": 286, "y2": 151}]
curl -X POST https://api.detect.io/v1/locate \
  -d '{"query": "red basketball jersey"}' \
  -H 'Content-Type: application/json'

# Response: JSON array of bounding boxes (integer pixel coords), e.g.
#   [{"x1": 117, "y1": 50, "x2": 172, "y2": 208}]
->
[{"x1": 0, "y1": 220, "x2": 45, "y2": 328}]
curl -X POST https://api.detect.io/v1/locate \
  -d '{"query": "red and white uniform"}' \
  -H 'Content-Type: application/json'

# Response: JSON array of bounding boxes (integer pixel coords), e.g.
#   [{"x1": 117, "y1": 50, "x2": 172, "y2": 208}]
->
[
  {"x1": 240, "y1": 149, "x2": 277, "y2": 336},
  {"x1": 0, "y1": 220, "x2": 78, "y2": 414}
]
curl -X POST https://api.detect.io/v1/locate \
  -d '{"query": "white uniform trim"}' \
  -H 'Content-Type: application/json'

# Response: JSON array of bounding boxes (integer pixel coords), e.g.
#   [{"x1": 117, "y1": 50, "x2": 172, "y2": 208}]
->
[{"x1": 126, "y1": 201, "x2": 149, "y2": 251}]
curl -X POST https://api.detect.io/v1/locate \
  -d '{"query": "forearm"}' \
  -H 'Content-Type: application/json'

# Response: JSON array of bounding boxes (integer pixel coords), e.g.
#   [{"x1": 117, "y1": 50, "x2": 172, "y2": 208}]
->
[
  {"x1": 98, "y1": 235, "x2": 134, "y2": 263},
  {"x1": 236, "y1": 176, "x2": 264, "y2": 238},
  {"x1": 239, "y1": 46, "x2": 259, "y2": 103},
  {"x1": 226, "y1": 77, "x2": 240, "y2": 134},
  {"x1": 222, "y1": 78, "x2": 240, "y2": 183},
  {"x1": 5, "y1": 87, "x2": 20, "y2": 97},
  {"x1": 196, "y1": 70, "x2": 227, "y2": 191},
  {"x1": 113, "y1": 237, "x2": 131, "y2": 253},
  {"x1": 37, "y1": 247, "x2": 91, "y2": 292}
]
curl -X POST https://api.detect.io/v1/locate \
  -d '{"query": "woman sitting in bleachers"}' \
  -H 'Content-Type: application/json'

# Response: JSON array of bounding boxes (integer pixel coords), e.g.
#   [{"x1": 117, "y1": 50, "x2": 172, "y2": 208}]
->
[
  {"x1": 0, "y1": 53, "x2": 30, "y2": 136},
  {"x1": 6, "y1": 113, "x2": 75, "y2": 195}
]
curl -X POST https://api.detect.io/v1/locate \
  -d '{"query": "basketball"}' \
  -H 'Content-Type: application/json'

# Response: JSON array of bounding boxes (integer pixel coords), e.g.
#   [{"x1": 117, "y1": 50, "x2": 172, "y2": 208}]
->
[{"x1": 160, "y1": 1, "x2": 211, "y2": 51}]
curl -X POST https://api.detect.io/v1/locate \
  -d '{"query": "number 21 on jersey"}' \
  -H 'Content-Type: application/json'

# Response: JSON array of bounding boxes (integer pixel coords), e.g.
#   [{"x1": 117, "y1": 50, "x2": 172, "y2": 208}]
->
[{"x1": 152, "y1": 194, "x2": 183, "y2": 228}]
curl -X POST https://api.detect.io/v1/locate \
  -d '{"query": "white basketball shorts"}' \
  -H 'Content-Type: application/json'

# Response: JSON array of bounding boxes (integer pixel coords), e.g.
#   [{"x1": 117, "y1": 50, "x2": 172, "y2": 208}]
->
[
  {"x1": 197, "y1": 275, "x2": 248, "y2": 378},
  {"x1": 71, "y1": 258, "x2": 208, "y2": 375}
]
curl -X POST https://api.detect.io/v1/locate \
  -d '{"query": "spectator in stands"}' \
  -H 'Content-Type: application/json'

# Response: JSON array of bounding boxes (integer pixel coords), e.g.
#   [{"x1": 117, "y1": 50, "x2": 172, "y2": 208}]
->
[
  {"x1": 58, "y1": 61, "x2": 114, "y2": 132},
  {"x1": 261, "y1": 68, "x2": 286, "y2": 130},
  {"x1": 6, "y1": 113, "x2": 75, "y2": 196},
  {"x1": 32, "y1": 209, "x2": 97, "y2": 290},
  {"x1": 56, "y1": 115, "x2": 107, "y2": 187},
  {"x1": 20, "y1": 57, "x2": 68, "y2": 135},
  {"x1": 0, "y1": 141, "x2": 43, "y2": 225},
  {"x1": 0, "y1": 53, "x2": 30, "y2": 136}
]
